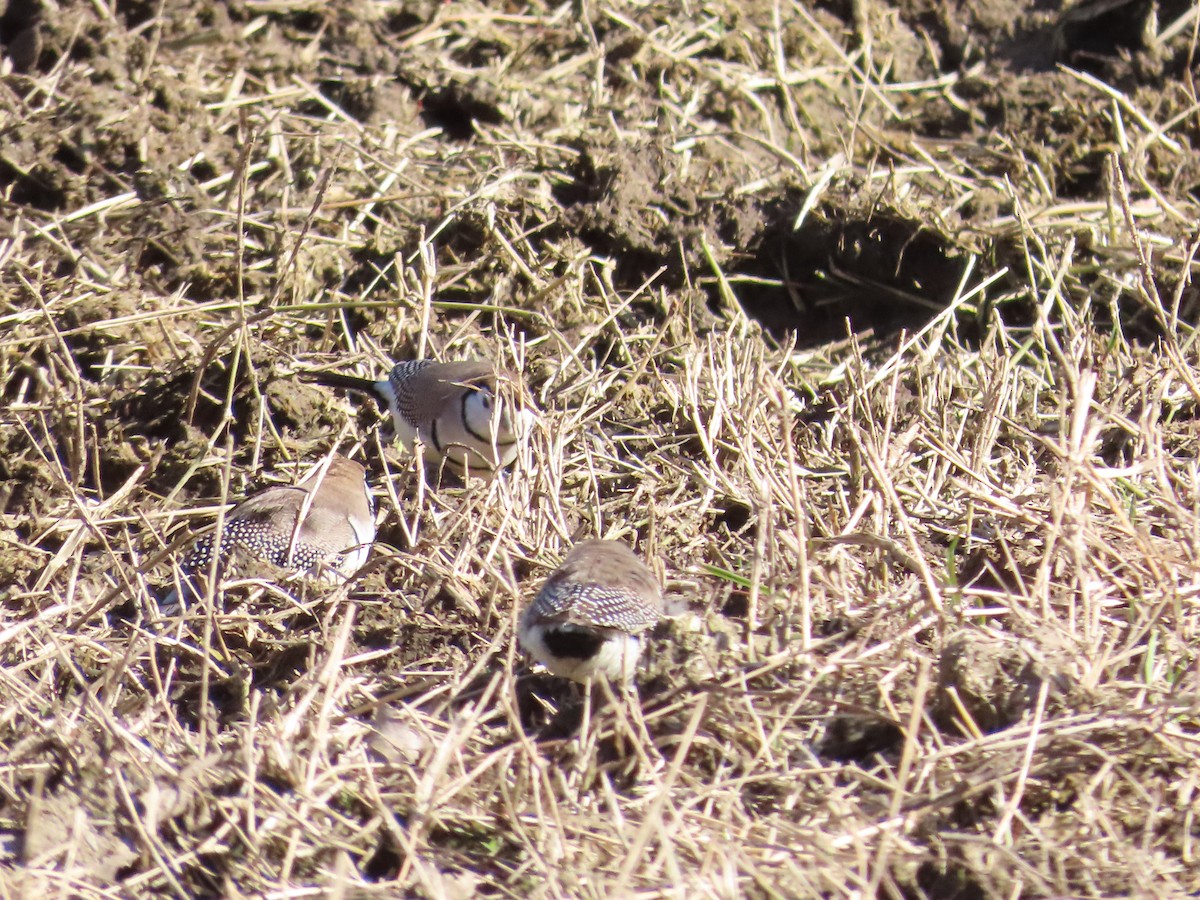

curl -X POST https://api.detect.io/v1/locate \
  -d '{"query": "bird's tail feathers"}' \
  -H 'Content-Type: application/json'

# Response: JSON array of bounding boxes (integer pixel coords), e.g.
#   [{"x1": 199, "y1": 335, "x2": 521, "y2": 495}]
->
[{"x1": 307, "y1": 371, "x2": 381, "y2": 397}]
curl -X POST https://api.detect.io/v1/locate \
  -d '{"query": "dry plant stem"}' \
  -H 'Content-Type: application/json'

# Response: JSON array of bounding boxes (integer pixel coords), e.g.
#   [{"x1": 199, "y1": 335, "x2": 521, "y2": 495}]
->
[
  {"x1": 595, "y1": 678, "x2": 659, "y2": 772},
  {"x1": 867, "y1": 658, "x2": 931, "y2": 894},
  {"x1": 847, "y1": 346, "x2": 945, "y2": 617},
  {"x1": 1111, "y1": 154, "x2": 1200, "y2": 405},
  {"x1": 5, "y1": 1, "x2": 1200, "y2": 895},
  {"x1": 613, "y1": 695, "x2": 708, "y2": 894},
  {"x1": 993, "y1": 677, "x2": 1051, "y2": 845},
  {"x1": 196, "y1": 414, "x2": 237, "y2": 758},
  {"x1": 184, "y1": 157, "x2": 337, "y2": 423}
]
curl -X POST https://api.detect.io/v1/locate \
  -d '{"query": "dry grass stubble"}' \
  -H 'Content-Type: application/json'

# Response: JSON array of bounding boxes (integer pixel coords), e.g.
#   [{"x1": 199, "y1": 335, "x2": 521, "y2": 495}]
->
[{"x1": 3, "y1": 0, "x2": 1200, "y2": 897}]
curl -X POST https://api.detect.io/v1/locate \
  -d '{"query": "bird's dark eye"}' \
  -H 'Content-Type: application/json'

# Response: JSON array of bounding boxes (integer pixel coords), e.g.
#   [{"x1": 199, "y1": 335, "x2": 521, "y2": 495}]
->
[{"x1": 481, "y1": 393, "x2": 492, "y2": 408}]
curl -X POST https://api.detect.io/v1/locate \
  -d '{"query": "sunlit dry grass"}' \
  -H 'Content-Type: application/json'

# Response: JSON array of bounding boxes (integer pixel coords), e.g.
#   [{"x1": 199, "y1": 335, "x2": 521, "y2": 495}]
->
[{"x1": 3, "y1": 1, "x2": 1200, "y2": 897}]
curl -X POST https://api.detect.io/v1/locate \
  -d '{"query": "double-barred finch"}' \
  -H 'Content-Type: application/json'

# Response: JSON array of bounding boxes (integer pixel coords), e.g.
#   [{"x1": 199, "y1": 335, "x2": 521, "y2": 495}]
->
[
  {"x1": 311, "y1": 359, "x2": 518, "y2": 475},
  {"x1": 518, "y1": 540, "x2": 664, "y2": 684},
  {"x1": 160, "y1": 455, "x2": 375, "y2": 614}
]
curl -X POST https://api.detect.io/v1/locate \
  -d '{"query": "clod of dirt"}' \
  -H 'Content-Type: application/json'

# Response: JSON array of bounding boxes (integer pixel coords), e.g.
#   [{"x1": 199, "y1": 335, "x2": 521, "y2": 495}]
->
[
  {"x1": 417, "y1": 81, "x2": 506, "y2": 141},
  {"x1": 553, "y1": 135, "x2": 772, "y2": 294},
  {"x1": 936, "y1": 629, "x2": 1063, "y2": 734},
  {"x1": 0, "y1": 520, "x2": 45, "y2": 590},
  {"x1": 894, "y1": 0, "x2": 1190, "y2": 76},
  {"x1": 265, "y1": 377, "x2": 342, "y2": 437},
  {"x1": 0, "y1": 0, "x2": 43, "y2": 73},
  {"x1": 17, "y1": 782, "x2": 138, "y2": 882}
]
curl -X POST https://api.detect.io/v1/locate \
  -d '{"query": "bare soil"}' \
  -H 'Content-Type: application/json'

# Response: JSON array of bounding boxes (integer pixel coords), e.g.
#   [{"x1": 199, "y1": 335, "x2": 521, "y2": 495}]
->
[{"x1": 3, "y1": 0, "x2": 1200, "y2": 896}]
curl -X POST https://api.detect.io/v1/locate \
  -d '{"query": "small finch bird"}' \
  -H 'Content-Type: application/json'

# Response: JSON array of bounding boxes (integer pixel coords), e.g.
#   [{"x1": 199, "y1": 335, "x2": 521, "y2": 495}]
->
[
  {"x1": 310, "y1": 359, "x2": 519, "y2": 475},
  {"x1": 519, "y1": 540, "x2": 664, "y2": 684},
  {"x1": 160, "y1": 454, "x2": 375, "y2": 613}
]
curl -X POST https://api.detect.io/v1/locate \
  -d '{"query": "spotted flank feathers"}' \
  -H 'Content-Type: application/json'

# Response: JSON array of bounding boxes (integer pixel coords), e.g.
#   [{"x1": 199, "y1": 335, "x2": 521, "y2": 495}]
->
[
  {"x1": 178, "y1": 489, "x2": 357, "y2": 576},
  {"x1": 161, "y1": 455, "x2": 375, "y2": 615}
]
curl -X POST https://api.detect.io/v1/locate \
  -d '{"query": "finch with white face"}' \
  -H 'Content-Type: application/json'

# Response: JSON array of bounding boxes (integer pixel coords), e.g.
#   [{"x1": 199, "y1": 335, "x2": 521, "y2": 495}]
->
[{"x1": 311, "y1": 359, "x2": 519, "y2": 475}]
